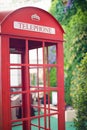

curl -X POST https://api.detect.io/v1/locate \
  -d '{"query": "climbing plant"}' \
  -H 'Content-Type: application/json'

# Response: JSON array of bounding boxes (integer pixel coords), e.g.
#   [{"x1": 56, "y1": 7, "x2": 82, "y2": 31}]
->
[
  {"x1": 71, "y1": 53, "x2": 87, "y2": 130},
  {"x1": 49, "y1": 0, "x2": 87, "y2": 105}
]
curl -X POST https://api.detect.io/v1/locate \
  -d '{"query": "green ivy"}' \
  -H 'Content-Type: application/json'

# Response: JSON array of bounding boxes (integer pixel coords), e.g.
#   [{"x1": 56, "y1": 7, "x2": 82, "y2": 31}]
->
[
  {"x1": 49, "y1": 0, "x2": 87, "y2": 106},
  {"x1": 71, "y1": 53, "x2": 87, "y2": 130}
]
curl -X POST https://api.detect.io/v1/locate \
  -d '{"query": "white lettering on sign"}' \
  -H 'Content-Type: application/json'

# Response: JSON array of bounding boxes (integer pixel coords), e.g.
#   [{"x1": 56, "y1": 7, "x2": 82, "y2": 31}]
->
[{"x1": 13, "y1": 21, "x2": 55, "y2": 34}]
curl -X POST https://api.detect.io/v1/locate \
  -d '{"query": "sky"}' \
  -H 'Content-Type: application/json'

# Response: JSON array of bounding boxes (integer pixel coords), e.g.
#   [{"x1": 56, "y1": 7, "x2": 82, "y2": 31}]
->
[{"x1": 0, "y1": 0, "x2": 51, "y2": 11}]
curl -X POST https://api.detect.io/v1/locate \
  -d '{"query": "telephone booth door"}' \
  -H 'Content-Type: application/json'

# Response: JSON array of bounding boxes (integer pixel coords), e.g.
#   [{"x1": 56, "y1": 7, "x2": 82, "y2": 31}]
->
[{"x1": 9, "y1": 37, "x2": 63, "y2": 130}]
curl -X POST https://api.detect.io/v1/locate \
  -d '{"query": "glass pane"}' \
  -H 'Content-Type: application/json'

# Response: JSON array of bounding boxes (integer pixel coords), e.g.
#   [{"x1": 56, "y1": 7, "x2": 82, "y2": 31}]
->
[
  {"x1": 45, "y1": 67, "x2": 57, "y2": 87},
  {"x1": 38, "y1": 48, "x2": 43, "y2": 64},
  {"x1": 10, "y1": 69, "x2": 22, "y2": 86},
  {"x1": 44, "y1": 47, "x2": 48, "y2": 64},
  {"x1": 12, "y1": 122, "x2": 23, "y2": 130},
  {"x1": 38, "y1": 68, "x2": 43, "y2": 87},
  {"x1": 10, "y1": 54, "x2": 21, "y2": 64},
  {"x1": 52, "y1": 91, "x2": 58, "y2": 105},
  {"x1": 49, "y1": 67, "x2": 57, "y2": 87},
  {"x1": 29, "y1": 67, "x2": 43, "y2": 87},
  {"x1": 30, "y1": 68, "x2": 37, "y2": 86},
  {"x1": 48, "y1": 45, "x2": 56, "y2": 64},
  {"x1": 45, "y1": 68, "x2": 50, "y2": 86},
  {"x1": 29, "y1": 49, "x2": 37, "y2": 64},
  {"x1": 44, "y1": 44, "x2": 56, "y2": 64},
  {"x1": 29, "y1": 48, "x2": 43, "y2": 64},
  {"x1": 11, "y1": 94, "x2": 22, "y2": 120},
  {"x1": 10, "y1": 87, "x2": 22, "y2": 93},
  {"x1": 30, "y1": 91, "x2": 44, "y2": 116},
  {"x1": 50, "y1": 115, "x2": 58, "y2": 130},
  {"x1": 50, "y1": 91, "x2": 58, "y2": 106}
]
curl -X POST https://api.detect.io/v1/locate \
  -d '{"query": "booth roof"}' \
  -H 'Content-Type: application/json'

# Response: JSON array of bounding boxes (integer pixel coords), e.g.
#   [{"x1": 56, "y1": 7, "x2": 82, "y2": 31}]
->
[
  {"x1": 0, "y1": 7, "x2": 64, "y2": 34},
  {"x1": 0, "y1": 10, "x2": 12, "y2": 24}
]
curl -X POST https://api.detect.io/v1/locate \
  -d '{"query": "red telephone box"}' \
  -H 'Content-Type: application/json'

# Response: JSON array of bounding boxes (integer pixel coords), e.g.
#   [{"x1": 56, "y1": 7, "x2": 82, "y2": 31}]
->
[{"x1": 0, "y1": 7, "x2": 65, "y2": 130}]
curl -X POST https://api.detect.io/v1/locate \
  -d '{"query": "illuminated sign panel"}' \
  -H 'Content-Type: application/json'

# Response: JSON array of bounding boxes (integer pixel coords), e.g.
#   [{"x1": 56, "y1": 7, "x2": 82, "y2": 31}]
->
[{"x1": 14, "y1": 21, "x2": 56, "y2": 34}]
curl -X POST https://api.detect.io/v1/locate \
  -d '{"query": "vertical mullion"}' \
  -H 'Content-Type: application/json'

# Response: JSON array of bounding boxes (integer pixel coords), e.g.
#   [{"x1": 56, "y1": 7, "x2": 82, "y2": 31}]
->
[
  {"x1": 2, "y1": 36, "x2": 11, "y2": 130},
  {"x1": 43, "y1": 41, "x2": 47, "y2": 130},
  {"x1": 46, "y1": 46, "x2": 50, "y2": 130},
  {"x1": 26, "y1": 39, "x2": 31, "y2": 130},
  {"x1": 22, "y1": 39, "x2": 30, "y2": 130},
  {"x1": 37, "y1": 48, "x2": 41, "y2": 130},
  {"x1": 56, "y1": 43, "x2": 59, "y2": 130},
  {"x1": 57, "y1": 42, "x2": 65, "y2": 130},
  {"x1": 0, "y1": 36, "x2": 2, "y2": 130},
  {"x1": 56, "y1": 43, "x2": 58, "y2": 110},
  {"x1": 28, "y1": 40, "x2": 31, "y2": 130}
]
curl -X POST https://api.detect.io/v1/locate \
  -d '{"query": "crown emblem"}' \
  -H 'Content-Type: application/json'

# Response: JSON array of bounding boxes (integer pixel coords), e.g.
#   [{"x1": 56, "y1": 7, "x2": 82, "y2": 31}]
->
[{"x1": 31, "y1": 14, "x2": 40, "y2": 21}]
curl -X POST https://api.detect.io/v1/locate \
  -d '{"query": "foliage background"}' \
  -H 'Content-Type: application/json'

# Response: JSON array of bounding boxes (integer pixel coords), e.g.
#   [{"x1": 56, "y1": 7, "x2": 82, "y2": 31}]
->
[
  {"x1": 49, "y1": 0, "x2": 87, "y2": 129},
  {"x1": 49, "y1": 0, "x2": 87, "y2": 105},
  {"x1": 71, "y1": 53, "x2": 87, "y2": 130}
]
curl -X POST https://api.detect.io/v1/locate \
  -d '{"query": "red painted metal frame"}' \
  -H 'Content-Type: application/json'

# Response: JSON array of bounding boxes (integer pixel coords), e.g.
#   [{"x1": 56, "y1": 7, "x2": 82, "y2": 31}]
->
[
  {"x1": 0, "y1": 7, "x2": 65, "y2": 130},
  {"x1": 57, "y1": 42, "x2": 65, "y2": 130},
  {"x1": 0, "y1": 35, "x2": 2, "y2": 130},
  {"x1": 1, "y1": 35, "x2": 11, "y2": 130}
]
